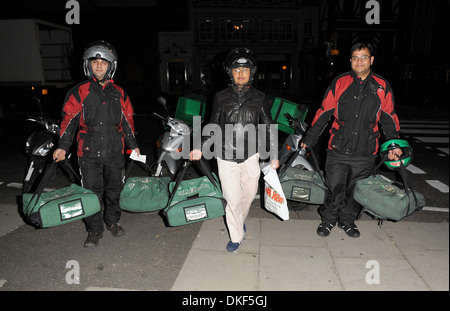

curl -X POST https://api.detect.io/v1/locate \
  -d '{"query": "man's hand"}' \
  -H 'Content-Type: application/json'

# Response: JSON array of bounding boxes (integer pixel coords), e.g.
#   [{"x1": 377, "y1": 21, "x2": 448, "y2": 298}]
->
[
  {"x1": 189, "y1": 149, "x2": 202, "y2": 161},
  {"x1": 271, "y1": 159, "x2": 280, "y2": 170},
  {"x1": 53, "y1": 148, "x2": 66, "y2": 162},
  {"x1": 388, "y1": 148, "x2": 402, "y2": 160},
  {"x1": 133, "y1": 148, "x2": 140, "y2": 157}
]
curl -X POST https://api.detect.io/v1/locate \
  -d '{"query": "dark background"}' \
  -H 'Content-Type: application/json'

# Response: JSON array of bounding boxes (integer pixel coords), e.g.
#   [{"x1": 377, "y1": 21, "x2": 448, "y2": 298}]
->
[{"x1": 0, "y1": 0, "x2": 449, "y2": 120}]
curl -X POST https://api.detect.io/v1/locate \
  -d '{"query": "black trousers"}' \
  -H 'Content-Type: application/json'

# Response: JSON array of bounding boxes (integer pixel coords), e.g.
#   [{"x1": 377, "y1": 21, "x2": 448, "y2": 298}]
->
[
  {"x1": 319, "y1": 152, "x2": 375, "y2": 225},
  {"x1": 78, "y1": 155, "x2": 125, "y2": 233}
]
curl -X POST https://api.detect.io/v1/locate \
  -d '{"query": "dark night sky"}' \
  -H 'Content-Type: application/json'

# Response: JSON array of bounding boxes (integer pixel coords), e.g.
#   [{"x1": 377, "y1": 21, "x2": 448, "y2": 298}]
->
[
  {"x1": 0, "y1": 0, "x2": 188, "y2": 87},
  {"x1": 1, "y1": 0, "x2": 449, "y2": 112}
]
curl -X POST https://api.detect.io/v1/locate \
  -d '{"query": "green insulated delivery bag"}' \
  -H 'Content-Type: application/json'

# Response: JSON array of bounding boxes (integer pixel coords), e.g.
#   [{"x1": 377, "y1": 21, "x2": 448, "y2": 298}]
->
[
  {"x1": 354, "y1": 160, "x2": 425, "y2": 222},
  {"x1": 22, "y1": 162, "x2": 101, "y2": 229},
  {"x1": 120, "y1": 176, "x2": 171, "y2": 212},
  {"x1": 269, "y1": 97, "x2": 308, "y2": 134},
  {"x1": 119, "y1": 160, "x2": 171, "y2": 212},
  {"x1": 279, "y1": 148, "x2": 328, "y2": 205},
  {"x1": 162, "y1": 160, "x2": 226, "y2": 227}
]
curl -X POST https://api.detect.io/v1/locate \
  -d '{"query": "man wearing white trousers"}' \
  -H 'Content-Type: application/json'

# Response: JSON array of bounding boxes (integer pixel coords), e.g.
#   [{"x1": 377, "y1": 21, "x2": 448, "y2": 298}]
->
[{"x1": 190, "y1": 48, "x2": 279, "y2": 252}]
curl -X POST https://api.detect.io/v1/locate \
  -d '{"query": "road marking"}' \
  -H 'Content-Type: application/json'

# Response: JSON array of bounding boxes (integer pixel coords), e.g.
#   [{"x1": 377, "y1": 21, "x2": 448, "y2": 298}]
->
[
  {"x1": 400, "y1": 129, "x2": 449, "y2": 134},
  {"x1": 422, "y1": 206, "x2": 449, "y2": 213},
  {"x1": 6, "y1": 183, "x2": 23, "y2": 189},
  {"x1": 425, "y1": 180, "x2": 449, "y2": 193},
  {"x1": 400, "y1": 124, "x2": 449, "y2": 129},
  {"x1": 414, "y1": 137, "x2": 449, "y2": 144},
  {"x1": 7, "y1": 182, "x2": 54, "y2": 192},
  {"x1": 406, "y1": 164, "x2": 426, "y2": 174},
  {"x1": 437, "y1": 147, "x2": 449, "y2": 155},
  {"x1": 400, "y1": 120, "x2": 449, "y2": 125}
]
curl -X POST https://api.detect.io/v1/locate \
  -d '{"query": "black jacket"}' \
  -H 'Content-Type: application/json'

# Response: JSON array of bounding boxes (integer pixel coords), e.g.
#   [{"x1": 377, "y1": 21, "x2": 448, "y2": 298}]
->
[
  {"x1": 303, "y1": 70, "x2": 400, "y2": 157},
  {"x1": 58, "y1": 78, "x2": 138, "y2": 158},
  {"x1": 202, "y1": 85, "x2": 278, "y2": 163}
]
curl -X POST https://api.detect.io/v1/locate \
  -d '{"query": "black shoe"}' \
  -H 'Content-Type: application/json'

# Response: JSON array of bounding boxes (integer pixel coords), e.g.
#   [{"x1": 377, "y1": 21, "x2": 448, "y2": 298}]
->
[
  {"x1": 339, "y1": 222, "x2": 360, "y2": 238},
  {"x1": 84, "y1": 232, "x2": 103, "y2": 248},
  {"x1": 317, "y1": 222, "x2": 335, "y2": 237},
  {"x1": 108, "y1": 223, "x2": 125, "y2": 237}
]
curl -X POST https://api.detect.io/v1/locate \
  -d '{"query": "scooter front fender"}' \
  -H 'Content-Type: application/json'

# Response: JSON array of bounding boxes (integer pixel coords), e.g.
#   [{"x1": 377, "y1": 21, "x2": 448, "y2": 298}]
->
[
  {"x1": 157, "y1": 151, "x2": 183, "y2": 175},
  {"x1": 290, "y1": 155, "x2": 314, "y2": 171}
]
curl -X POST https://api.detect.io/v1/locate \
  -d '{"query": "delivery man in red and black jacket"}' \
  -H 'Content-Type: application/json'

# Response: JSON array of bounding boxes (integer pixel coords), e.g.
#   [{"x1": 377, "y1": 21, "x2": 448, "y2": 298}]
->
[
  {"x1": 301, "y1": 42, "x2": 402, "y2": 238},
  {"x1": 53, "y1": 40, "x2": 140, "y2": 247}
]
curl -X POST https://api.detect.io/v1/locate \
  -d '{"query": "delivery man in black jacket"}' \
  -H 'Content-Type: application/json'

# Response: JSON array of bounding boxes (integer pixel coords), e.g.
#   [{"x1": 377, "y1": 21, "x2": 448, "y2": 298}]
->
[
  {"x1": 53, "y1": 40, "x2": 140, "y2": 247},
  {"x1": 190, "y1": 48, "x2": 279, "y2": 252},
  {"x1": 301, "y1": 42, "x2": 402, "y2": 238}
]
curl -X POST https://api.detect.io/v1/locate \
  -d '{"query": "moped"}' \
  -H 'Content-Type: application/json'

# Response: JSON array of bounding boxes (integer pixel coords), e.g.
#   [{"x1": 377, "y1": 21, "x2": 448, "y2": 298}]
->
[
  {"x1": 150, "y1": 97, "x2": 194, "y2": 177},
  {"x1": 23, "y1": 97, "x2": 73, "y2": 193}
]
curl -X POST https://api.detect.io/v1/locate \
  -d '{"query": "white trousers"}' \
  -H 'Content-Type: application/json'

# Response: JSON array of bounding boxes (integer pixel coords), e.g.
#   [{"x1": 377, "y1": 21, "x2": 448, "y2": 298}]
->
[{"x1": 217, "y1": 153, "x2": 260, "y2": 243}]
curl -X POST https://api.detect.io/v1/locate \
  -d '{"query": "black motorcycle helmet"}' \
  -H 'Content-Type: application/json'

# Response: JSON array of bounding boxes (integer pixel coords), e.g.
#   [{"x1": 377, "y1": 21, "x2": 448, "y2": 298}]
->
[
  {"x1": 83, "y1": 40, "x2": 118, "y2": 81},
  {"x1": 224, "y1": 47, "x2": 257, "y2": 86}
]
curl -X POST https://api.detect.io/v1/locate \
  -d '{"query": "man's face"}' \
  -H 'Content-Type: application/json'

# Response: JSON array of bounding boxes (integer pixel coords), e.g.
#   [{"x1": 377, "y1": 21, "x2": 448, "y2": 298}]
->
[
  {"x1": 232, "y1": 67, "x2": 251, "y2": 87},
  {"x1": 350, "y1": 48, "x2": 374, "y2": 79},
  {"x1": 91, "y1": 58, "x2": 109, "y2": 80}
]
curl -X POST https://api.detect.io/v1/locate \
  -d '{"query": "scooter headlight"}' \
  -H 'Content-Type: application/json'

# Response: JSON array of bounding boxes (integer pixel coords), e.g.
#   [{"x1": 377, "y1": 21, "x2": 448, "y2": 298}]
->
[{"x1": 35, "y1": 142, "x2": 54, "y2": 156}]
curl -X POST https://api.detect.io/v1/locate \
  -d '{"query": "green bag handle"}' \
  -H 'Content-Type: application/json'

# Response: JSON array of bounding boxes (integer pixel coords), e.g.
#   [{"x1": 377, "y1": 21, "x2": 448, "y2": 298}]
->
[
  {"x1": 124, "y1": 158, "x2": 155, "y2": 180},
  {"x1": 124, "y1": 158, "x2": 172, "y2": 189},
  {"x1": 279, "y1": 147, "x2": 325, "y2": 184},
  {"x1": 358, "y1": 155, "x2": 421, "y2": 223},
  {"x1": 167, "y1": 159, "x2": 221, "y2": 206},
  {"x1": 26, "y1": 160, "x2": 80, "y2": 211}
]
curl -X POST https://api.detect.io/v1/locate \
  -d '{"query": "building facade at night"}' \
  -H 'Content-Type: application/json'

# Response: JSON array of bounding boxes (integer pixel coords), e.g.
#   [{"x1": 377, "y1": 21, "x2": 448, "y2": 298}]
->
[{"x1": 159, "y1": 0, "x2": 319, "y2": 99}]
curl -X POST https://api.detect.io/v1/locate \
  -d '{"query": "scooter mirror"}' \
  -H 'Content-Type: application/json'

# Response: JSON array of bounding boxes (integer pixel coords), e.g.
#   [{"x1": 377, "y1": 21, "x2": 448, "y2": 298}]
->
[
  {"x1": 32, "y1": 96, "x2": 44, "y2": 116},
  {"x1": 32, "y1": 96, "x2": 41, "y2": 105},
  {"x1": 157, "y1": 97, "x2": 167, "y2": 107}
]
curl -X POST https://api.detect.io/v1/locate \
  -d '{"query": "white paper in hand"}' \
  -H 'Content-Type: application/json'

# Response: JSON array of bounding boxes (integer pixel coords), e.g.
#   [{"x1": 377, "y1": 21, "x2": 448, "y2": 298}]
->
[
  {"x1": 262, "y1": 164, "x2": 289, "y2": 221},
  {"x1": 130, "y1": 150, "x2": 147, "y2": 164}
]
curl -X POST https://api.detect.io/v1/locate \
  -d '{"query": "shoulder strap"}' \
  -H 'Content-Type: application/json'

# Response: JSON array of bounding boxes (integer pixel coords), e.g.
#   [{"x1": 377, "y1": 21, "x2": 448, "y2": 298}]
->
[
  {"x1": 398, "y1": 160, "x2": 420, "y2": 218},
  {"x1": 166, "y1": 161, "x2": 191, "y2": 206},
  {"x1": 60, "y1": 160, "x2": 81, "y2": 184},
  {"x1": 279, "y1": 147, "x2": 325, "y2": 184},
  {"x1": 167, "y1": 159, "x2": 221, "y2": 206},
  {"x1": 308, "y1": 147, "x2": 325, "y2": 183},
  {"x1": 27, "y1": 161, "x2": 58, "y2": 208}
]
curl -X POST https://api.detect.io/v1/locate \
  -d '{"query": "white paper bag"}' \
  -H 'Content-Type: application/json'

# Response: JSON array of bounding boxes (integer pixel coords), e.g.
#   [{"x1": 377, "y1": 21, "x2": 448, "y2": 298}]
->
[{"x1": 262, "y1": 164, "x2": 289, "y2": 221}]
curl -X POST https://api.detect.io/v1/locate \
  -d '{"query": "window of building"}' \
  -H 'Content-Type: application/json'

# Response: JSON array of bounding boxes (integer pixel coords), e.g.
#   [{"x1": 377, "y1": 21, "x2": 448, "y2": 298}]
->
[
  {"x1": 219, "y1": 18, "x2": 254, "y2": 42},
  {"x1": 303, "y1": 18, "x2": 312, "y2": 37},
  {"x1": 198, "y1": 19, "x2": 214, "y2": 42},
  {"x1": 260, "y1": 19, "x2": 293, "y2": 42}
]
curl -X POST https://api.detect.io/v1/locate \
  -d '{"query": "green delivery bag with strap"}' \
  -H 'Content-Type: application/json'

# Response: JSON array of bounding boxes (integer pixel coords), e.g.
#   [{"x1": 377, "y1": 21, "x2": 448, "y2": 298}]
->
[
  {"x1": 162, "y1": 159, "x2": 226, "y2": 227},
  {"x1": 22, "y1": 161, "x2": 101, "y2": 229},
  {"x1": 119, "y1": 160, "x2": 171, "y2": 212},
  {"x1": 279, "y1": 148, "x2": 328, "y2": 205},
  {"x1": 354, "y1": 157, "x2": 426, "y2": 222}
]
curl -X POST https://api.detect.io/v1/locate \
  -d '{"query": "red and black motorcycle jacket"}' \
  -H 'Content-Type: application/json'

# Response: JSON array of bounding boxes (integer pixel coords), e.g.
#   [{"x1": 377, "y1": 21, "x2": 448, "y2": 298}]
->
[
  {"x1": 302, "y1": 70, "x2": 400, "y2": 157},
  {"x1": 57, "y1": 78, "x2": 138, "y2": 158}
]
